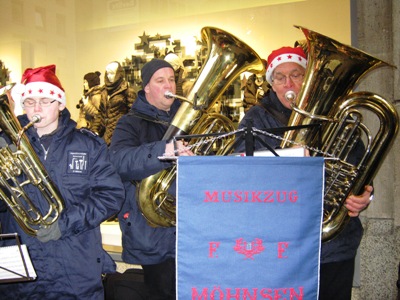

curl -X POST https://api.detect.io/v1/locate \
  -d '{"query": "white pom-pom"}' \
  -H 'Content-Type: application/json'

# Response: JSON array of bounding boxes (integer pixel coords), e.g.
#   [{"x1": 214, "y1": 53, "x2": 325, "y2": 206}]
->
[{"x1": 10, "y1": 83, "x2": 26, "y2": 103}]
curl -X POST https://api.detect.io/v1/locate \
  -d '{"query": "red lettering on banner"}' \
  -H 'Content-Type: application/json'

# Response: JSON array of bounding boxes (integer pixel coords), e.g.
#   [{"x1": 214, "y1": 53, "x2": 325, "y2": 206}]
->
[
  {"x1": 277, "y1": 242, "x2": 289, "y2": 259},
  {"x1": 192, "y1": 287, "x2": 208, "y2": 299},
  {"x1": 191, "y1": 286, "x2": 304, "y2": 299},
  {"x1": 204, "y1": 191, "x2": 219, "y2": 202},
  {"x1": 233, "y1": 190, "x2": 243, "y2": 202},
  {"x1": 208, "y1": 239, "x2": 291, "y2": 260},
  {"x1": 264, "y1": 191, "x2": 274, "y2": 202},
  {"x1": 209, "y1": 242, "x2": 220, "y2": 258},
  {"x1": 260, "y1": 287, "x2": 304, "y2": 299},
  {"x1": 203, "y1": 190, "x2": 298, "y2": 203}
]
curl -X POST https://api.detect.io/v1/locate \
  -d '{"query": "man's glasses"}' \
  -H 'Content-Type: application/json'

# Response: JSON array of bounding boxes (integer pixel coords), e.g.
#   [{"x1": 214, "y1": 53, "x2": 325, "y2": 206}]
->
[
  {"x1": 23, "y1": 99, "x2": 57, "y2": 107},
  {"x1": 272, "y1": 73, "x2": 304, "y2": 85}
]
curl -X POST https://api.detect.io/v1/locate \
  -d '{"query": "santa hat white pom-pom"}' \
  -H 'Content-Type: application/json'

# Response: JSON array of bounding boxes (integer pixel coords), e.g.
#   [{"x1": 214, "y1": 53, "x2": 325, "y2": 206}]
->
[{"x1": 10, "y1": 83, "x2": 26, "y2": 103}]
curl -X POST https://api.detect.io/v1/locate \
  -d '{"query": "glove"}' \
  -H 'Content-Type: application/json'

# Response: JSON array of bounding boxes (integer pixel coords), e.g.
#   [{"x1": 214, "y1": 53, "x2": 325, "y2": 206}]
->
[{"x1": 37, "y1": 220, "x2": 61, "y2": 243}]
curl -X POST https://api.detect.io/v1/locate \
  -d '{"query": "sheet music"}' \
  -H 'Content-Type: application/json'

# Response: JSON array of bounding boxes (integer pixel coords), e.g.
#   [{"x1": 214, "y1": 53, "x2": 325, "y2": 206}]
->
[
  {"x1": 234, "y1": 147, "x2": 306, "y2": 157},
  {"x1": 0, "y1": 244, "x2": 37, "y2": 281}
]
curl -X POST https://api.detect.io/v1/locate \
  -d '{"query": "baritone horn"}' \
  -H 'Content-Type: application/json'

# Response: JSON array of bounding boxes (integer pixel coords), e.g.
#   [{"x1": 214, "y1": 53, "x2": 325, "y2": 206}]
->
[
  {"x1": 0, "y1": 84, "x2": 65, "y2": 236},
  {"x1": 281, "y1": 26, "x2": 399, "y2": 242},
  {"x1": 137, "y1": 27, "x2": 265, "y2": 227}
]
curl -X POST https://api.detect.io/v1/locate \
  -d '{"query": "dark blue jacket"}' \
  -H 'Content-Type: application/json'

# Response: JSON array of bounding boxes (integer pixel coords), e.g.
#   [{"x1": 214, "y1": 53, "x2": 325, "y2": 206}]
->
[
  {"x1": 109, "y1": 90, "x2": 180, "y2": 265},
  {"x1": 235, "y1": 90, "x2": 364, "y2": 264},
  {"x1": 0, "y1": 108, "x2": 125, "y2": 299}
]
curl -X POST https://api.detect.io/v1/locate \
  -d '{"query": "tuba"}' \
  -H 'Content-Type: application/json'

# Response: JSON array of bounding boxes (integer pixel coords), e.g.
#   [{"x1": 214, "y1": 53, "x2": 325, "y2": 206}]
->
[
  {"x1": 137, "y1": 27, "x2": 265, "y2": 227},
  {"x1": 0, "y1": 84, "x2": 65, "y2": 236},
  {"x1": 281, "y1": 26, "x2": 399, "y2": 242}
]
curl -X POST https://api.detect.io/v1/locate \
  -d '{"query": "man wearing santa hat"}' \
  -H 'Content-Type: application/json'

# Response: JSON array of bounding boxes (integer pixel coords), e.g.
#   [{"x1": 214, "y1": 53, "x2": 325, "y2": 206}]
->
[
  {"x1": 235, "y1": 46, "x2": 373, "y2": 300},
  {"x1": 0, "y1": 65, "x2": 125, "y2": 299}
]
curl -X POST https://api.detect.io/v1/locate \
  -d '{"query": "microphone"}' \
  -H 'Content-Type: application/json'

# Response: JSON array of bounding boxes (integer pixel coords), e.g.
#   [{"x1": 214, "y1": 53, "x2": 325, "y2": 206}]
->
[{"x1": 285, "y1": 91, "x2": 297, "y2": 103}]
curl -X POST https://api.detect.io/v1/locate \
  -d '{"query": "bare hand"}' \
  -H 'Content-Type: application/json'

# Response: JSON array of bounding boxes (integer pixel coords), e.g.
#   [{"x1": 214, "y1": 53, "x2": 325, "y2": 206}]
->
[
  {"x1": 344, "y1": 185, "x2": 373, "y2": 217},
  {"x1": 165, "y1": 140, "x2": 194, "y2": 157},
  {"x1": 174, "y1": 140, "x2": 194, "y2": 156}
]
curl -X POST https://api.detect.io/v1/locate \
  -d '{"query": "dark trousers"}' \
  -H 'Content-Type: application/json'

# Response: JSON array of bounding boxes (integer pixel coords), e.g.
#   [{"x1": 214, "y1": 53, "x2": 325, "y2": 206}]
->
[
  {"x1": 319, "y1": 258, "x2": 355, "y2": 300},
  {"x1": 142, "y1": 258, "x2": 175, "y2": 300}
]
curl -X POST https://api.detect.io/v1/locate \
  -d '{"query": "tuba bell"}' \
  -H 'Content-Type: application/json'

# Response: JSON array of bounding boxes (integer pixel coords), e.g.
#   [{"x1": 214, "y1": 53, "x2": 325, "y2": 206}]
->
[
  {"x1": 137, "y1": 27, "x2": 265, "y2": 227},
  {"x1": 0, "y1": 84, "x2": 65, "y2": 236},
  {"x1": 280, "y1": 26, "x2": 399, "y2": 242}
]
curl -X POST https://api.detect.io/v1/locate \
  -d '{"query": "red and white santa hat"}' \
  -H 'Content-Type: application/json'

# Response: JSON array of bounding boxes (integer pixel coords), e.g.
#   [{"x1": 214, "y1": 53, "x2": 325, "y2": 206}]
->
[
  {"x1": 265, "y1": 46, "x2": 307, "y2": 85},
  {"x1": 12, "y1": 64, "x2": 66, "y2": 106}
]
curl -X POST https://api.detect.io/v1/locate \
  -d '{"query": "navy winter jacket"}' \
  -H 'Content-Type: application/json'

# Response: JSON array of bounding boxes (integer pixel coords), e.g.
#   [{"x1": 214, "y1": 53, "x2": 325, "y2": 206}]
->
[
  {"x1": 0, "y1": 108, "x2": 125, "y2": 299},
  {"x1": 235, "y1": 90, "x2": 364, "y2": 264},
  {"x1": 109, "y1": 90, "x2": 180, "y2": 265}
]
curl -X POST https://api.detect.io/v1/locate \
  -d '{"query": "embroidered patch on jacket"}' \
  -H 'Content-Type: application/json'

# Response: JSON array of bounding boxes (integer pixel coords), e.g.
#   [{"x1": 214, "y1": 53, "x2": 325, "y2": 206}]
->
[{"x1": 67, "y1": 151, "x2": 88, "y2": 174}]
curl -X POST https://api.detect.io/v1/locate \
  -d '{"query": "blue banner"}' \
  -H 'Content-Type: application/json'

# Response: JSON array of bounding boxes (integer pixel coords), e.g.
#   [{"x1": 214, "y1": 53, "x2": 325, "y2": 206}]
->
[{"x1": 177, "y1": 156, "x2": 324, "y2": 299}]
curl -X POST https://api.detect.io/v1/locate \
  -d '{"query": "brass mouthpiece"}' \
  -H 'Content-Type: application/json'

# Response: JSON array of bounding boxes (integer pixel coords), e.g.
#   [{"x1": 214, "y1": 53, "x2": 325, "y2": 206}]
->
[
  {"x1": 17, "y1": 115, "x2": 42, "y2": 148},
  {"x1": 164, "y1": 91, "x2": 193, "y2": 105}
]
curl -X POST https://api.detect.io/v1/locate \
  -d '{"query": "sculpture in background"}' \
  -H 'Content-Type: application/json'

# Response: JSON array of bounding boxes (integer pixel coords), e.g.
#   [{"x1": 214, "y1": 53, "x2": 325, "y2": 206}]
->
[
  {"x1": 164, "y1": 52, "x2": 192, "y2": 97},
  {"x1": 242, "y1": 59, "x2": 269, "y2": 112},
  {"x1": 76, "y1": 71, "x2": 106, "y2": 133},
  {"x1": 99, "y1": 61, "x2": 136, "y2": 145},
  {"x1": 0, "y1": 60, "x2": 10, "y2": 87}
]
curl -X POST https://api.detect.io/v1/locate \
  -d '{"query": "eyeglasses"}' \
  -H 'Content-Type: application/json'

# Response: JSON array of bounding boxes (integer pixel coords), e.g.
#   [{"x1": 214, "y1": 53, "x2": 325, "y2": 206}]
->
[
  {"x1": 272, "y1": 73, "x2": 305, "y2": 85},
  {"x1": 23, "y1": 99, "x2": 57, "y2": 107}
]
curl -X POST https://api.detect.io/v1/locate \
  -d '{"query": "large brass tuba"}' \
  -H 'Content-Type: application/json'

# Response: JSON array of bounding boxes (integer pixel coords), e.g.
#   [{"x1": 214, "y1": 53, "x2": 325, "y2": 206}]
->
[
  {"x1": 137, "y1": 27, "x2": 265, "y2": 227},
  {"x1": 281, "y1": 26, "x2": 399, "y2": 242},
  {"x1": 0, "y1": 84, "x2": 65, "y2": 236}
]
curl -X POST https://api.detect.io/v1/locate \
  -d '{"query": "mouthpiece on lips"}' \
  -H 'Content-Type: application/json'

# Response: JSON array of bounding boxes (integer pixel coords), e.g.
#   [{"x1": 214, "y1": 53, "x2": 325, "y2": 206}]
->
[
  {"x1": 285, "y1": 91, "x2": 297, "y2": 103},
  {"x1": 164, "y1": 91, "x2": 191, "y2": 105},
  {"x1": 32, "y1": 115, "x2": 42, "y2": 123},
  {"x1": 164, "y1": 91, "x2": 174, "y2": 99}
]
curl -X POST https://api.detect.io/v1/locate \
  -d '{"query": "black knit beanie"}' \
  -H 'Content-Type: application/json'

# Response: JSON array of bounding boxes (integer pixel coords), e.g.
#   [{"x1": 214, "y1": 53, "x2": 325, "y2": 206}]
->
[
  {"x1": 84, "y1": 71, "x2": 101, "y2": 88},
  {"x1": 141, "y1": 59, "x2": 174, "y2": 88}
]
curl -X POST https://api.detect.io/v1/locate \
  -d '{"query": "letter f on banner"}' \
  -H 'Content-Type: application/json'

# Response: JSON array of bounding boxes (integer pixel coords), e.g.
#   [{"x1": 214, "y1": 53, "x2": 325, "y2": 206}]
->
[{"x1": 209, "y1": 242, "x2": 220, "y2": 258}]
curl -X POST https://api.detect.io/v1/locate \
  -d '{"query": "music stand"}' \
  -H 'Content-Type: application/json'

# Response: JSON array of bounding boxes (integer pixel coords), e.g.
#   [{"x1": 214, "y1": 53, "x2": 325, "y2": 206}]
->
[
  {"x1": 172, "y1": 121, "x2": 322, "y2": 157},
  {"x1": 0, "y1": 233, "x2": 37, "y2": 283}
]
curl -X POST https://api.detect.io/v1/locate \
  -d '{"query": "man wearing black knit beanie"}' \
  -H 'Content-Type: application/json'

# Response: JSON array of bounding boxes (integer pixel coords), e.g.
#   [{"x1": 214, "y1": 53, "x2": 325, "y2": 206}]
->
[
  {"x1": 140, "y1": 59, "x2": 174, "y2": 88},
  {"x1": 109, "y1": 59, "x2": 193, "y2": 300}
]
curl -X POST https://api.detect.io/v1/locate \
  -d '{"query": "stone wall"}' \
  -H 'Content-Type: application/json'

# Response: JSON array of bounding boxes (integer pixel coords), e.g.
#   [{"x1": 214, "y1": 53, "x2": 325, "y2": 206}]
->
[{"x1": 351, "y1": 0, "x2": 400, "y2": 299}]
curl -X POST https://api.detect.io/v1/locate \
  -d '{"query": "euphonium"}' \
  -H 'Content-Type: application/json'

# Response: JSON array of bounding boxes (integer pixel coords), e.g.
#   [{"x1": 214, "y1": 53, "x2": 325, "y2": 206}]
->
[
  {"x1": 0, "y1": 84, "x2": 65, "y2": 236},
  {"x1": 137, "y1": 27, "x2": 265, "y2": 227},
  {"x1": 280, "y1": 26, "x2": 399, "y2": 242}
]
